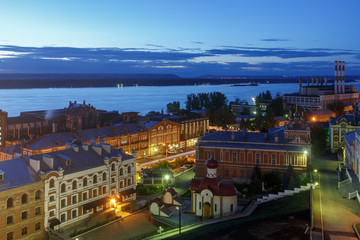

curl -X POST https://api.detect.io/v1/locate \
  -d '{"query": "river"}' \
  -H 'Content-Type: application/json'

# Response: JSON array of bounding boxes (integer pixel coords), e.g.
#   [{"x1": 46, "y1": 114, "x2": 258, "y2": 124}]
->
[{"x1": 1, "y1": 83, "x2": 359, "y2": 117}]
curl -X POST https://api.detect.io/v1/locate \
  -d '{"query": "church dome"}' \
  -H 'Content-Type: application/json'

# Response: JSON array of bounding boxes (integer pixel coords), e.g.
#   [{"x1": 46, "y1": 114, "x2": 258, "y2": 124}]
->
[{"x1": 206, "y1": 157, "x2": 218, "y2": 169}]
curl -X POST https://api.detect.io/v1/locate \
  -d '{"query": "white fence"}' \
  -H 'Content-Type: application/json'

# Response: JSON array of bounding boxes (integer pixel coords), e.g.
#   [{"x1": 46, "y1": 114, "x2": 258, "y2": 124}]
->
[{"x1": 256, "y1": 183, "x2": 312, "y2": 204}]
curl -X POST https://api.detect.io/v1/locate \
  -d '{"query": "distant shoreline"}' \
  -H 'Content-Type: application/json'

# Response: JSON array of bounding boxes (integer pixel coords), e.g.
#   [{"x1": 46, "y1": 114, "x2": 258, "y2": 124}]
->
[{"x1": 0, "y1": 74, "x2": 358, "y2": 89}]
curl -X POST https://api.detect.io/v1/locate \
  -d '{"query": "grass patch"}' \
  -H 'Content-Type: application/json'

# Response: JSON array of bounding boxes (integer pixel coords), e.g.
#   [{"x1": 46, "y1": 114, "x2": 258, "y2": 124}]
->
[
  {"x1": 355, "y1": 223, "x2": 360, "y2": 234},
  {"x1": 299, "y1": 177, "x2": 311, "y2": 186}
]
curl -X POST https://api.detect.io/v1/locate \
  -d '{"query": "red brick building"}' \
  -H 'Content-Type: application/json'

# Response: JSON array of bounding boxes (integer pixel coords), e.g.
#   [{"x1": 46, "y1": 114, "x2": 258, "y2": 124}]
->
[{"x1": 195, "y1": 129, "x2": 311, "y2": 183}]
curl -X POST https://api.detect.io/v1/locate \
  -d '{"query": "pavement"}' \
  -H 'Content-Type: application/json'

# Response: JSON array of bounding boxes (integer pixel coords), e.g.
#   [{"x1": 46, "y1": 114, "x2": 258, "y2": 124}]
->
[{"x1": 312, "y1": 155, "x2": 360, "y2": 240}]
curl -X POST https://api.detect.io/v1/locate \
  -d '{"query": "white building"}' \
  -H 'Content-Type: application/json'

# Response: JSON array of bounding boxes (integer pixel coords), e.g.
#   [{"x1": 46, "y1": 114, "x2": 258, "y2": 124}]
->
[
  {"x1": 27, "y1": 143, "x2": 136, "y2": 229},
  {"x1": 190, "y1": 158, "x2": 237, "y2": 218}
]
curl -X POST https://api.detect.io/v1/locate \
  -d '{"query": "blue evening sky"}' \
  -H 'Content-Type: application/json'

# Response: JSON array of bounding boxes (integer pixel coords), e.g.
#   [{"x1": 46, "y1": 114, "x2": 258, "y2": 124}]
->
[{"x1": 0, "y1": 0, "x2": 359, "y2": 77}]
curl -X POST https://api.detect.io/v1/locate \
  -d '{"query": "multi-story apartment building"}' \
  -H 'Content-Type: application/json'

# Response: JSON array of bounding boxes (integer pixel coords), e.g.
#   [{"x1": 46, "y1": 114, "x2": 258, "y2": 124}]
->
[
  {"x1": 65, "y1": 101, "x2": 100, "y2": 131},
  {"x1": 27, "y1": 143, "x2": 136, "y2": 230},
  {"x1": 195, "y1": 129, "x2": 311, "y2": 183},
  {"x1": 0, "y1": 157, "x2": 46, "y2": 240},
  {"x1": 0, "y1": 110, "x2": 7, "y2": 149},
  {"x1": 329, "y1": 115, "x2": 360, "y2": 153}
]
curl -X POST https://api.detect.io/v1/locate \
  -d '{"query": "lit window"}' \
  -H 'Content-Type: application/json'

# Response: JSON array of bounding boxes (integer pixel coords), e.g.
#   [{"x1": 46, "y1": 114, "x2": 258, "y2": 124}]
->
[{"x1": 256, "y1": 154, "x2": 260, "y2": 164}]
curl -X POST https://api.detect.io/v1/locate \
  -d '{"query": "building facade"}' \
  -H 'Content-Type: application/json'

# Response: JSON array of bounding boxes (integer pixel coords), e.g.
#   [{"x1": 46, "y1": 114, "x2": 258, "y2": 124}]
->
[
  {"x1": 0, "y1": 110, "x2": 7, "y2": 149},
  {"x1": 0, "y1": 158, "x2": 46, "y2": 240},
  {"x1": 329, "y1": 115, "x2": 360, "y2": 153},
  {"x1": 27, "y1": 143, "x2": 136, "y2": 230},
  {"x1": 195, "y1": 130, "x2": 311, "y2": 183}
]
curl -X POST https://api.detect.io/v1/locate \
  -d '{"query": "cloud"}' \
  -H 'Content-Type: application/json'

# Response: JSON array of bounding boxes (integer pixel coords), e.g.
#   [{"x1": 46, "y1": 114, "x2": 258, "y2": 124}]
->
[{"x1": 261, "y1": 38, "x2": 289, "y2": 42}]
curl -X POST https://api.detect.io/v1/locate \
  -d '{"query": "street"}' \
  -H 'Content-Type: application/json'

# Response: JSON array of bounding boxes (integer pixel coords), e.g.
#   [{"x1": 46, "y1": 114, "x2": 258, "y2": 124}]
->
[{"x1": 312, "y1": 155, "x2": 360, "y2": 240}]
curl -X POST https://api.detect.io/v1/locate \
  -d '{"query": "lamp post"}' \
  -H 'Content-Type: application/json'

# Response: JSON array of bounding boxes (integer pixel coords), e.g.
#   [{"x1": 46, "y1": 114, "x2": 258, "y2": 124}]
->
[{"x1": 176, "y1": 206, "x2": 181, "y2": 234}]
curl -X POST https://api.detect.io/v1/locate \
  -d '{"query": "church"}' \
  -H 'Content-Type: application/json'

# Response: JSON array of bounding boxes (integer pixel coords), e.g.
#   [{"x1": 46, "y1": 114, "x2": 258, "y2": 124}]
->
[{"x1": 190, "y1": 157, "x2": 237, "y2": 218}]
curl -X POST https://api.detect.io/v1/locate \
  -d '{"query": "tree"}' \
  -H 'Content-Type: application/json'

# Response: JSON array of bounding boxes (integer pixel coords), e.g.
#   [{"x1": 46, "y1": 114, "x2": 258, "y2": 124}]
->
[
  {"x1": 167, "y1": 101, "x2": 180, "y2": 113},
  {"x1": 310, "y1": 126, "x2": 328, "y2": 155},
  {"x1": 250, "y1": 165, "x2": 264, "y2": 195},
  {"x1": 264, "y1": 171, "x2": 283, "y2": 192},
  {"x1": 151, "y1": 160, "x2": 173, "y2": 169},
  {"x1": 283, "y1": 165, "x2": 299, "y2": 190}
]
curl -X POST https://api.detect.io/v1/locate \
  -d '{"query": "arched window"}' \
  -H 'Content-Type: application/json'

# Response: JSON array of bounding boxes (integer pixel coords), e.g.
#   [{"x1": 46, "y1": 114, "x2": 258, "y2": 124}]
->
[
  {"x1": 7, "y1": 198, "x2": 13, "y2": 208},
  {"x1": 61, "y1": 183, "x2": 66, "y2": 193},
  {"x1": 111, "y1": 163, "x2": 115, "y2": 172},
  {"x1": 72, "y1": 180, "x2": 77, "y2": 190},
  {"x1": 119, "y1": 168, "x2": 123, "y2": 176},
  {"x1": 127, "y1": 165, "x2": 131, "y2": 174},
  {"x1": 93, "y1": 175, "x2": 97, "y2": 184},
  {"x1": 102, "y1": 172, "x2": 107, "y2": 181},
  {"x1": 49, "y1": 179, "x2": 55, "y2": 188},
  {"x1": 83, "y1": 177, "x2": 87, "y2": 187},
  {"x1": 127, "y1": 178, "x2": 131, "y2": 186},
  {"x1": 35, "y1": 190, "x2": 41, "y2": 200},
  {"x1": 21, "y1": 194, "x2": 28, "y2": 204}
]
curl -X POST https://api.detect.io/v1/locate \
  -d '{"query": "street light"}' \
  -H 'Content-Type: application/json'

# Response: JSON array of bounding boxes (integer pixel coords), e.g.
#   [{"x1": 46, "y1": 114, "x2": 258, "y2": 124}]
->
[{"x1": 176, "y1": 206, "x2": 181, "y2": 234}]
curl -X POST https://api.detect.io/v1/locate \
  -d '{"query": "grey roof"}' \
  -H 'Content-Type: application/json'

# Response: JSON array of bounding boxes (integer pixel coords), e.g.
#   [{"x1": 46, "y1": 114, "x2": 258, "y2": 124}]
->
[
  {"x1": 344, "y1": 131, "x2": 357, "y2": 144},
  {"x1": 30, "y1": 144, "x2": 134, "y2": 175},
  {"x1": 0, "y1": 157, "x2": 41, "y2": 191},
  {"x1": 198, "y1": 130, "x2": 309, "y2": 152},
  {"x1": 24, "y1": 123, "x2": 146, "y2": 151},
  {"x1": 331, "y1": 115, "x2": 360, "y2": 126},
  {"x1": 138, "y1": 120, "x2": 160, "y2": 129}
]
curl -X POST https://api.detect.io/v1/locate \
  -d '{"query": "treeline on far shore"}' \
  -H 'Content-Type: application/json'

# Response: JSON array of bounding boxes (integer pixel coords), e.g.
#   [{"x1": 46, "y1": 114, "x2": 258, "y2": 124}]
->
[{"x1": 0, "y1": 74, "x2": 358, "y2": 89}]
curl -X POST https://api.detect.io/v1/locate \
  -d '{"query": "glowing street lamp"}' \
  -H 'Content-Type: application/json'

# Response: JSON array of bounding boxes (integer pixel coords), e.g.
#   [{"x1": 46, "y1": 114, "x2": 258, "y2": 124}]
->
[
  {"x1": 164, "y1": 174, "x2": 169, "y2": 180},
  {"x1": 110, "y1": 198, "x2": 116, "y2": 208}
]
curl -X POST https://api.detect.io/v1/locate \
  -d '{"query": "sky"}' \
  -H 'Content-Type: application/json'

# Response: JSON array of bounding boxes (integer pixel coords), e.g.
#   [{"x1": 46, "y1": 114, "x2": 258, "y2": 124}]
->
[{"x1": 0, "y1": 0, "x2": 360, "y2": 77}]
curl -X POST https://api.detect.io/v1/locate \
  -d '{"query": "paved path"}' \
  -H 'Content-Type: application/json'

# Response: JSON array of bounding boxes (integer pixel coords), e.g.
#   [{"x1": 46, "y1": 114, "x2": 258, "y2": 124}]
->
[
  {"x1": 75, "y1": 210, "x2": 157, "y2": 240},
  {"x1": 312, "y1": 155, "x2": 360, "y2": 240}
]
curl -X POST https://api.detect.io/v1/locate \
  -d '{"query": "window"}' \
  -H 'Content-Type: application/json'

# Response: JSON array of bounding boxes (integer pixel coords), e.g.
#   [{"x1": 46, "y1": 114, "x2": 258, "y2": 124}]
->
[
  {"x1": 230, "y1": 204, "x2": 234, "y2": 212},
  {"x1": 72, "y1": 210, "x2": 77, "y2": 219},
  {"x1": 83, "y1": 192, "x2": 88, "y2": 201},
  {"x1": 35, "y1": 222, "x2": 41, "y2": 231},
  {"x1": 256, "y1": 154, "x2": 260, "y2": 164},
  {"x1": 102, "y1": 186, "x2": 107, "y2": 194},
  {"x1": 7, "y1": 198, "x2": 13, "y2": 208},
  {"x1": 111, "y1": 177, "x2": 115, "y2": 184},
  {"x1": 35, "y1": 207, "x2": 41, "y2": 216},
  {"x1": 215, "y1": 204, "x2": 217, "y2": 212},
  {"x1": 21, "y1": 227, "x2": 27, "y2": 236},
  {"x1": 120, "y1": 181, "x2": 124, "y2": 188},
  {"x1": 225, "y1": 170, "x2": 229, "y2": 177},
  {"x1": 61, "y1": 183, "x2": 66, "y2": 193},
  {"x1": 50, "y1": 195, "x2": 55, "y2": 202},
  {"x1": 60, "y1": 213, "x2": 66, "y2": 222},
  {"x1": 127, "y1": 178, "x2": 131, "y2": 186},
  {"x1": 111, "y1": 163, "x2": 115, "y2": 172},
  {"x1": 21, "y1": 194, "x2": 28, "y2": 204},
  {"x1": 49, "y1": 179, "x2": 55, "y2": 188},
  {"x1": 83, "y1": 177, "x2": 88, "y2": 187},
  {"x1": 21, "y1": 211, "x2": 28, "y2": 220},
  {"x1": 127, "y1": 165, "x2": 131, "y2": 173},
  {"x1": 6, "y1": 232, "x2": 13, "y2": 240},
  {"x1": 93, "y1": 189, "x2": 97, "y2": 197},
  {"x1": 232, "y1": 152, "x2": 237, "y2": 163},
  {"x1": 72, "y1": 180, "x2": 77, "y2": 190},
  {"x1": 49, "y1": 211, "x2": 55, "y2": 217},
  {"x1": 35, "y1": 190, "x2": 41, "y2": 200},
  {"x1": 72, "y1": 195, "x2": 77, "y2": 204},
  {"x1": 61, "y1": 199, "x2": 66, "y2": 208},
  {"x1": 7, "y1": 216, "x2": 13, "y2": 225},
  {"x1": 93, "y1": 175, "x2": 98, "y2": 184},
  {"x1": 199, "y1": 202, "x2": 201, "y2": 209},
  {"x1": 119, "y1": 168, "x2": 123, "y2": 176},
  {"x1": 272, "y1": 155, "x2": 276, "y2": 165},
  {"x1": 102, "y1": 172, "x2": 107, "y2": 181}
]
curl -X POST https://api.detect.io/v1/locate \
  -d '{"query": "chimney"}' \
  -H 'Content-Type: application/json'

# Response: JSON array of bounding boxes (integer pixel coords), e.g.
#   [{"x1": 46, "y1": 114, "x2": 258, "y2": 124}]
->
[
  {"x1": 231, "y1": 132, "x2": 235, "y2": 141},
  {"x1": 325, "y1": 76, "x2": 327, "y2": 86},
  {"x1": 43, "y1": 154, "x2": 54, "y2": 169},
  {"x1": 131, "y1": 150, "x2": 137, "y2": 158},
  {"x1": 92, "y1": 145, "x2": 102, "y2": 155},
  {"x1": 72, "y1": 144, "x2": 79, "y2": 152},
  {"x1": 320, "y1": 76, "x2": 323, "y2": 86},
  {"x1": 30, "y1": 159, "x2": 40, "y2": 173},
  {"x1": 82, "y1": 144, "x2": 89, "y2": 151},
  {"x1": 335, "y1": 61, "x2": 338, "y2": 94},
  {"x1": 274, "y1": 135, "x2": 279, "y2": 143},
  {"x1": 342, "y1": 61, "x2": 345, "y2": 94},
  {"x1": 299, "y1": 76, "x2": 302, "y2": 94},
  {"x1": 307, "y1": 76, "x2": 310, "y2": 86},
  {"x1": 316, "y1": 76, "x2": 319, "y2": 86}
]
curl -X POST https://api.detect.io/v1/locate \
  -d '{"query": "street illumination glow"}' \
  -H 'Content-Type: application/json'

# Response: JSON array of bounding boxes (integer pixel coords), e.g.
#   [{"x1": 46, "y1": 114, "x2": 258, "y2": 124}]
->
[
  {"x1": 312, "y1": 117, "x2": 316, "y2": 121},
  {"x1": 164, "y1": 175, "x2": 169, "y2": 180},
  {"x1": 304, "y1": 151, "x2": 308, "y2": 155},
  {"x1": 314, "y1": 169, "x2": 317, "y2": 173},
  {"x1": 253, "y1": 111, "x2": 256, "y2": 114},
  {"x1": 315, "y1": 182, "x2": 319, "y2": 186},
  {"x1": 111, "y1": 198, "x2": 115, "y2": 204}
]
